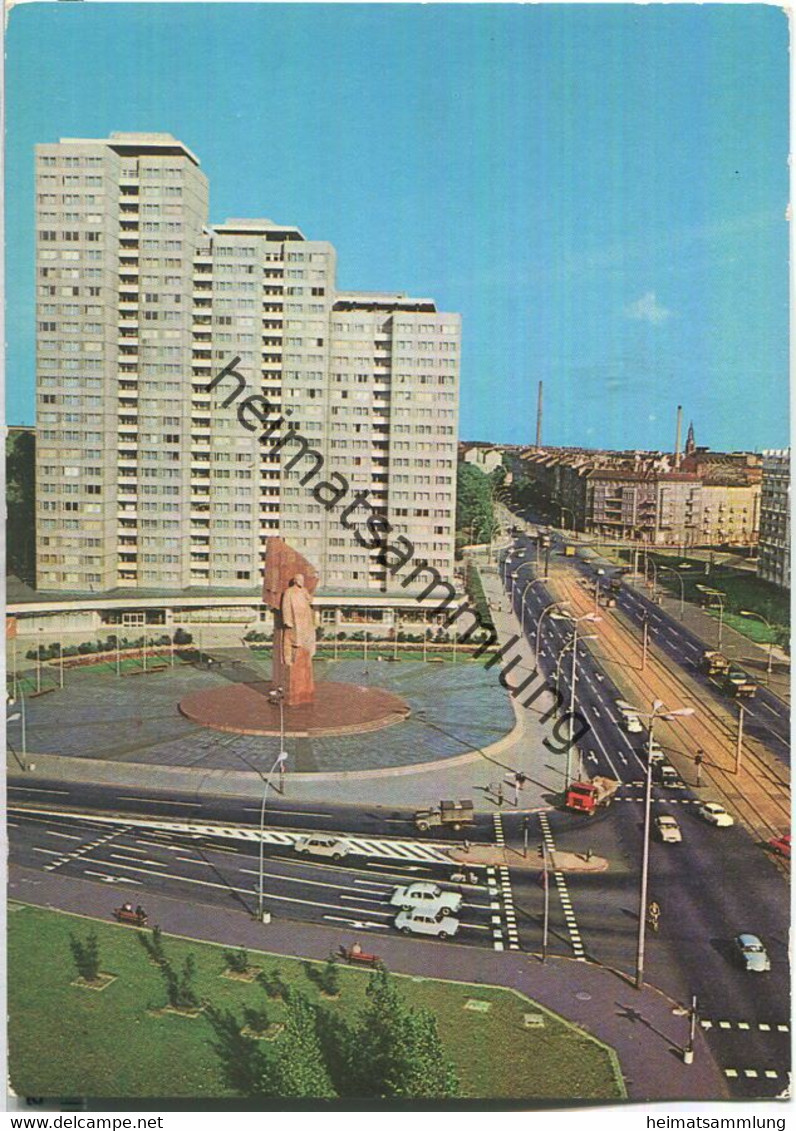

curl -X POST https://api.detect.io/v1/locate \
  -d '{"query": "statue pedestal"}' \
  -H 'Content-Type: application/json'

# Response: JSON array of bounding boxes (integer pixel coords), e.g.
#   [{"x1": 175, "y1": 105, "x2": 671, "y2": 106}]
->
[{"x1": 179, "y1": 679, "x2": 410, "y2": 738}]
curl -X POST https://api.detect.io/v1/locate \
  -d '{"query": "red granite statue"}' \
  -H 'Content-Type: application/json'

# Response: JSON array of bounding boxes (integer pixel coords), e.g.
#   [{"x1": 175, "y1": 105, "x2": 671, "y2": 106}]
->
[{"x1": 263, "y1": 538, "x2": 319, "y2": 706}]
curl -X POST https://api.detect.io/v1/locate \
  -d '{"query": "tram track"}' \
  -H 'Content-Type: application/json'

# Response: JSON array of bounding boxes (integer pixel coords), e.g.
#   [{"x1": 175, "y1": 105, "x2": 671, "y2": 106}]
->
[{"x1": 549, "y1": 573, "x2": 790, "y2": 844}]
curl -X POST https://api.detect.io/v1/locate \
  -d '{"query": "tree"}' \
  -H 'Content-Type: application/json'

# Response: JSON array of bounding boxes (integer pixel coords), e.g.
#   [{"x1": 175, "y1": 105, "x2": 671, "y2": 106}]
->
[
  {"x1": 223, "y1": 947, "x2": 249, "y2": 975},
  {"x1": 456, "y1": 462, "x2": 495, "y2": 544},
  {"x1": 265, "y1": 991, "x2": 337, "y2": 1098},
  {"x1": 351, "y1": 969, "x2": 459, "y2": 1098},
  {"x1": 69, "y1": 931, "x2": 101, "y2": 983},
  {"x1": 6, "y1": 429, "x2": 36, "y2": 585}
]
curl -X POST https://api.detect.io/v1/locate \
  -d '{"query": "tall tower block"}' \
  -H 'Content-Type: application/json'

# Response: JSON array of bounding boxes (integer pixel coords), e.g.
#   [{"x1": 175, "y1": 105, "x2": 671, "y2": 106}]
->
[{"x1": 536, "y1": 381, "x2": 543, "y2": 449}]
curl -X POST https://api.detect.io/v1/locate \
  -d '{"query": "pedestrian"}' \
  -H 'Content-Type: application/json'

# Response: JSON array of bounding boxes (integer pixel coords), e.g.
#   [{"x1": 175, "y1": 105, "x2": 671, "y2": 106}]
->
[
  {"x1": 694, "y1": 750, "x2": 704, "y2": 788},
  {"x1": 497, "y1": 782, "x2": 504, "y2": 807},
  {"x1": 463, "y1": 838, "x2": 471, "y2": 853},
  {"x1": 585, "y1": 847, "x2": 593, "y2": 862}
]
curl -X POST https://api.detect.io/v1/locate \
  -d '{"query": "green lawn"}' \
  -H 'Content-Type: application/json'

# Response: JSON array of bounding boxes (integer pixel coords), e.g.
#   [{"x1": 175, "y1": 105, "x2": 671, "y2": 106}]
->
[
  {"x1": 644, "y1": 553, "x2": 789, "y2": 644},
  {"x1": 8, "y1": 905, "x2": 623, "y2": 1103}
]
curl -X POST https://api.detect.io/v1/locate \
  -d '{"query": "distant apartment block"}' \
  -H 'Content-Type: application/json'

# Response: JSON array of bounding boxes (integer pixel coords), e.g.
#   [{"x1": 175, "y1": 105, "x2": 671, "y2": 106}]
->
[
  {"x1": 35, "y1": 133, "x2": 460, "y2": 594},
  {"x1": 758, "y1": 449, "x2": 790, "y2": 590},
  {"x1": 510, "y1": 444, "x2": 761, "y2": 548}
]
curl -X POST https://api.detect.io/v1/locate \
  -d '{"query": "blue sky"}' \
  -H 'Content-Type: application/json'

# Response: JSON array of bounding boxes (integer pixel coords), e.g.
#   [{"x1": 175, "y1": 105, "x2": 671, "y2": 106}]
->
[{"x1": 6, "y1": 4, "x2": 789, "y2": 450}]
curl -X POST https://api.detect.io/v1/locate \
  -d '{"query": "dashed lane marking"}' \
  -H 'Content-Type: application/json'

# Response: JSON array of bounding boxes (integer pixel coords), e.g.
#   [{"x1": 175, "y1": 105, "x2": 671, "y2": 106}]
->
[{"x1": 702, "y1": 1019, "x2": 789, "y2": 1034}]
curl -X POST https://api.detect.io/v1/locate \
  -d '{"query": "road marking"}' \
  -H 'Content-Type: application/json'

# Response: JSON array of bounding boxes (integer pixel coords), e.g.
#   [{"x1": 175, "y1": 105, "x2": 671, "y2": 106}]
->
[
  {"x1": 31, "y1": 846, "x2": 63, "y2": 857},
  {"x1": 8, "y1": 786, "x2": 70, "y2": 795},
  {"x1": 10, "y1": 806, "x2": 454, "y2": 865},
  {"x1": 83, "y1": 870, "x2": 142, "y2": 885},
  {"x1": 117, "y1": 797, "x2": 200, "y2": 807},
  {"x1": 539, "y1": 813, "x2": 585, "y2": 960},
  {"x1": 42, "y1": 830, "x2": 83, "y2": 841}
]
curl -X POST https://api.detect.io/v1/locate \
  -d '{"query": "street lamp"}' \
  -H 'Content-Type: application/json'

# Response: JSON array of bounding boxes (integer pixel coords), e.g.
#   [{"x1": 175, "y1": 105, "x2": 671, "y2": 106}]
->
[
  {"x1": 739, "y1": 610, "x2": 775, "y2": 677},
  {"x1": 8, "y1": 677, "x2": 27, "y2": 769},
  {"x1": 658, "y1": 563, "x2": 686, "y2": 619},
  {"x1": 535, "y1": 600, "x2": 571, "y2": 668},
  {"x1": 510, "y1": 561, "x2": 534, "y2": 608},
  {"x1": 520, "y1": 576, "x2": 549, "y2": 636},
  {"x1": 645, "y1": 555, "x2": 658, "y2": 598},
  {"x1": 696, "y1": 585, "x2": 725, "y2": 650},
  {"x1": 256, "y1": 746, "x2": 288, "y2": 922},
  {"x1": 628, "y1": 698, "x2": 695, "y2": 989},
  {"x1": 551, "y1": 611, "x2": 602, "y2": 787}
]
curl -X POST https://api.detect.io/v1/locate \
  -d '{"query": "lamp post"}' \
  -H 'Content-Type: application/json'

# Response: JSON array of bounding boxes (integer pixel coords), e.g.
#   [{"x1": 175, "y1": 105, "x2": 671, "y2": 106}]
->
[
  {"x1": 520, "y1": 576, "x2": 548, "y2": 637},
  {"x1": 9, "y1": 677, "x2": 27, "y2": 768},
  {"x1": 257, "y1": 745, "x2": 288, "y2": 922},
  {"x1": 36, "y1": 629, "x2": 43, "y2": 693},
  {"x1": 646, "y1": 556, "x2": 658, "y2": 599},
  {"x1": 511, "y1": 561, "x2": 534, "y2": 609},
  {"x1": 552, "y1": 612, "x2": 601, "y2": 787},
  {"x1": 629, "y1": 698, "x2": 695, "y2": 989},
  {"x1": 658, "y1": 564, "x2": 686, "y2": 619},
  {"x1": 594, "y1": 569, "x2": 605, "y2": 613},
  {"x1": 735, "y1": 702, "x2": 745, "y2": 775},
  {"x1": 535, "y1": 600, "x2": 570, "y2": 669},
  {"x1": 696, "y1": 585, "x2": 725, "y2": 650},
  {"x1": 57, "y1": 640, "x2": 64, "y2": 689},
  {"x1": 739, "y1": 610, "x2": 775, "y2": 678}
]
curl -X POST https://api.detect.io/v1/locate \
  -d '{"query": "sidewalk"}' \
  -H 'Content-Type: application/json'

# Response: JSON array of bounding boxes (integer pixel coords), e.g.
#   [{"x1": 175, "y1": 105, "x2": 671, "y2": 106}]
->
[{"x1": 9, "y1": 863, "x2": 728, "y2": 1102}]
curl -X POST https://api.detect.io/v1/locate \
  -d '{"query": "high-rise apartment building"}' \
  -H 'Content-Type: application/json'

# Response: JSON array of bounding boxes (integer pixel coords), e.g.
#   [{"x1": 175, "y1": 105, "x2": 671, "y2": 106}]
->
[
  {"x1": 758, "y1": 449, "x2": 790, "y2": 590},
  {"x1": 35, "y1": 133, "x2": 459, "y2": 595}
]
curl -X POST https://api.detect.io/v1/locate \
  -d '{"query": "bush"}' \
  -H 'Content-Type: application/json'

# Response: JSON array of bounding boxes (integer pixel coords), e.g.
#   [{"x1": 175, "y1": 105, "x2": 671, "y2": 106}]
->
[
  {"x1": 224, "y1": 947, "x2": 250, "y2": 975},
  {"x1": 242, "y1": 1003, "x2": 271, "y2": 1034},
  {"x1": 159, "y1": 954, "x2": 200, "y2": 1011},
  {"x1": 69, "y1": 931, "x2": 100, "y2": 983},
  {"x1": 138, "y1": 925, "x2": 166, "y2": 967},
  {"x1": 173, "y1": 627, "x2": 193, "y2": 645},
  {"x1": 256, "y1": 968, "x2": 290, "y2": 1001}
]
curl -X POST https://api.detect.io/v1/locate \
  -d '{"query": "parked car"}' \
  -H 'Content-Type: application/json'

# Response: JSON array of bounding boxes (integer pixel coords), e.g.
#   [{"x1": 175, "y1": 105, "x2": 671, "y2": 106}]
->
[
  {"x1": 293, "y1": 835, "x2": 351, "y2": 860},
  {"x1": 698, "y1": 802, "x2": 734, "y2": 828},
  {"x1": 654, "y1": 815, "x2": 683, "y2": 843},
  {"x1": 767, "y1": 833, "x2": 791, "y2": 859},
  {"x1": 394, "y1": 908, "x2": 460, "y2": 939},
  {"x1": 623, "y1": 714, "x2": 644, "y2": 734},
  {"x1": 390, "y1": 882, "x2": 462, "y2": 917},
  {"x1": 733, "y1": 933, "x2": 771, "y2": 973}
]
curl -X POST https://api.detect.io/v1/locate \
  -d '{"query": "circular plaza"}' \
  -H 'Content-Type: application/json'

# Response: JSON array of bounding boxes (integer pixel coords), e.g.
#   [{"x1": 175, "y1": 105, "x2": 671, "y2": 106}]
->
[{"x1": 14, "y1": 651, "x2": 515, "y2": 776}]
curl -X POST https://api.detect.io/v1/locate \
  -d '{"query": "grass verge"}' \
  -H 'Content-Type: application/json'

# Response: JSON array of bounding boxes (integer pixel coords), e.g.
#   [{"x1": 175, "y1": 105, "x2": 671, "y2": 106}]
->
[{"x1": 8, "y1": 905, "x2": 623, "y2": 1102}]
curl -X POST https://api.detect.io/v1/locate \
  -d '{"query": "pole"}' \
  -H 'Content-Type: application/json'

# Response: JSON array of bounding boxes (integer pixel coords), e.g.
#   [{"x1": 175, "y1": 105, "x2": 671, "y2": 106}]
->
[
  {"x1": 143, "y1": 628, "x2": 147, "y2": 672},
  {"x1": 452, "y1": 629, "x2": 457, "y2": 665},
  {"x1": 717, "y1": 600, "x2": 724, "y2": 650},
  {"x1": 542, "y1": 840, "x2": 550, "y2": 963},
  {"x1": 635, "y1": 717, "x2": 655, "y2": 989},
  {"x1": 423, "y1": 628, "x2": 428, "y2": 663},
  {"x1": 735, "y1": 703, "x2": 744, "y2": 774},
  {"x1": 683, "y1": 994, "x2": 698, "y2": 1064},
  {"x1": 58, "y1": 641, "x2": 64, "y2": 689},
  {"x1": 170, "y1": 631, "x2": 175, "y2": 667},
  {"x1": 523, "y1": 817, "x2": 529, "y2": 858},
  {"x1": 642, "y1": 617, "x2": 649, "y2": 671},
  {"x1": 116, "y1": 633, "x2": 121, "y2": 677},
  {"x1": 566, "y1": 624, "x2": 578, "y2": 790},
  {"x1": 18, "y1": 678, "x2": 27, "y2": 764},
  {"x1": 36, "y1": 635, "x2": 42, "y2": 694}
]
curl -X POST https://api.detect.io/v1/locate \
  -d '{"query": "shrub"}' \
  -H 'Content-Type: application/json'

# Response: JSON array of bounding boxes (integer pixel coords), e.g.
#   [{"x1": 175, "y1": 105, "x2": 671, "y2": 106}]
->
[
  {"x1": 256, "y1": 968, "x2": 290, "y2": 1000},
  {"x1": 224, "y1": 947, "x2": 250, "y2": 975},
  {"x1": 69, "y1": 931, "x2": 101, "y2": 983}
]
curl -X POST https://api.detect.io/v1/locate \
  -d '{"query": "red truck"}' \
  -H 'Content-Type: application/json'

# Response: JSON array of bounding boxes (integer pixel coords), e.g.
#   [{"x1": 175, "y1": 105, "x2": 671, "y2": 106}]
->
[{"x1": 565, "y1": 776, "x2": 619, "y2": 816}]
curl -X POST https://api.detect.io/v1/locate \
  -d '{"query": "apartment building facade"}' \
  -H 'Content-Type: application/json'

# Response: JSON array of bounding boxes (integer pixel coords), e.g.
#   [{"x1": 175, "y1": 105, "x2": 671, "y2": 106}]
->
[
  {"x1": 34, "y1": 133, "x2": 459, "y2": 596},
  {"x1": 757, "y1": 449, "x2": 790, "y2": 589}
]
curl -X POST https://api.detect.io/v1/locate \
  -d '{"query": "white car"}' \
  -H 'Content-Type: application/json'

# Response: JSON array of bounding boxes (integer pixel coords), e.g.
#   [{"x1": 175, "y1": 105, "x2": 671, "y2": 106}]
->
[
  {"x1": 654, "y1": 815, "x2": 683, "y2": 843},
  {"x1": 623, "y1": 715, "x2": 644, "y2": 734},
  {"x1": 390, "y1": 882, "x2": 462, "y2": 917},
  {"x1": 698, "y1": 802, "x2": 734, "y2": 828},
  {"x1": 293, "y1": 835, "x2": 351, "y2": 860},
  {"x1": 394, "y1": 908, "x2": 460, "y2": 939}
]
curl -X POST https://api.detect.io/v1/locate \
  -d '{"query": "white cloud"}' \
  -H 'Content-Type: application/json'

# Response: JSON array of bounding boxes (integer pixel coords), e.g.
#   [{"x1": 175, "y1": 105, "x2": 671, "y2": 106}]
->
[{"x1": 625, "y1": 292, "x2": 672, "y2": 325}]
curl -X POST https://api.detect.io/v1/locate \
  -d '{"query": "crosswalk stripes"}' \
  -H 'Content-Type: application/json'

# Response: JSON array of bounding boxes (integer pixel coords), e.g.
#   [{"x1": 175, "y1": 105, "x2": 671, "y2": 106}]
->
[
  {"x1": 539, "y1": 813, "x2": 586, "y2": 961},
  {"x1": 724, "y1": 1069, "x2": 783, "y2": 1081},
  {"x1": 485, "y1": 866, "x2": 503, "y2": 950},
  {"x1": 11, "y1": 807, "x2": 454, "y2": 866}
]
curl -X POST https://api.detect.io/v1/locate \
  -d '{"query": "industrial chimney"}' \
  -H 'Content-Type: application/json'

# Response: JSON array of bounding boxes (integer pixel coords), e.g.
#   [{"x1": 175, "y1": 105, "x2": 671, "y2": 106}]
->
[{"x1": 674, "y1": 405, "x2": 683, "y2": 469}]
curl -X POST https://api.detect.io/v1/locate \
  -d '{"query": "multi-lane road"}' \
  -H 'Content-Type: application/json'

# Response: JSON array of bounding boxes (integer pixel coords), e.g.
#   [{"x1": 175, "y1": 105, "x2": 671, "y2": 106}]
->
[
  {"x1": 7, "y1": 527, "x2": 791, "y2": 1097},
  {"x1": 499, "y1": 530, "x2": 790, "y2": 1097}
]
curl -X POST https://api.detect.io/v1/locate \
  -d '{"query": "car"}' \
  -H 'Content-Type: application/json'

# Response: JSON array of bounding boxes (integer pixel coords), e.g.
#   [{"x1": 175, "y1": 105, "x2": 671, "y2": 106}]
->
[
  {"x1": 653, "y1": 763, "x2": 685, "y2": 789},
  {"x1": 623, "y1": 714, "x2": 644, "y2": 734},
  {"x1": 394, "y1": 908, "x2": 460, "y2": 939},
  {"x1": 654, "y1": 815, "x2": 683, "y2": 843},
  {"x1": 767, "y1": 833, "x2": 791, "y2": 859},
  {"x1": 698, "y1": 802, "x2": 734, "y2": 828},
  {"x1": 733, "y1": 933, "x2": 771, "y2": 973},
  {"x1": 293, "y1": 835, "x2": 351, "y2": 860},
  {"x1": 390, "y1": 881, "x2": 462, "y2": 917}
]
